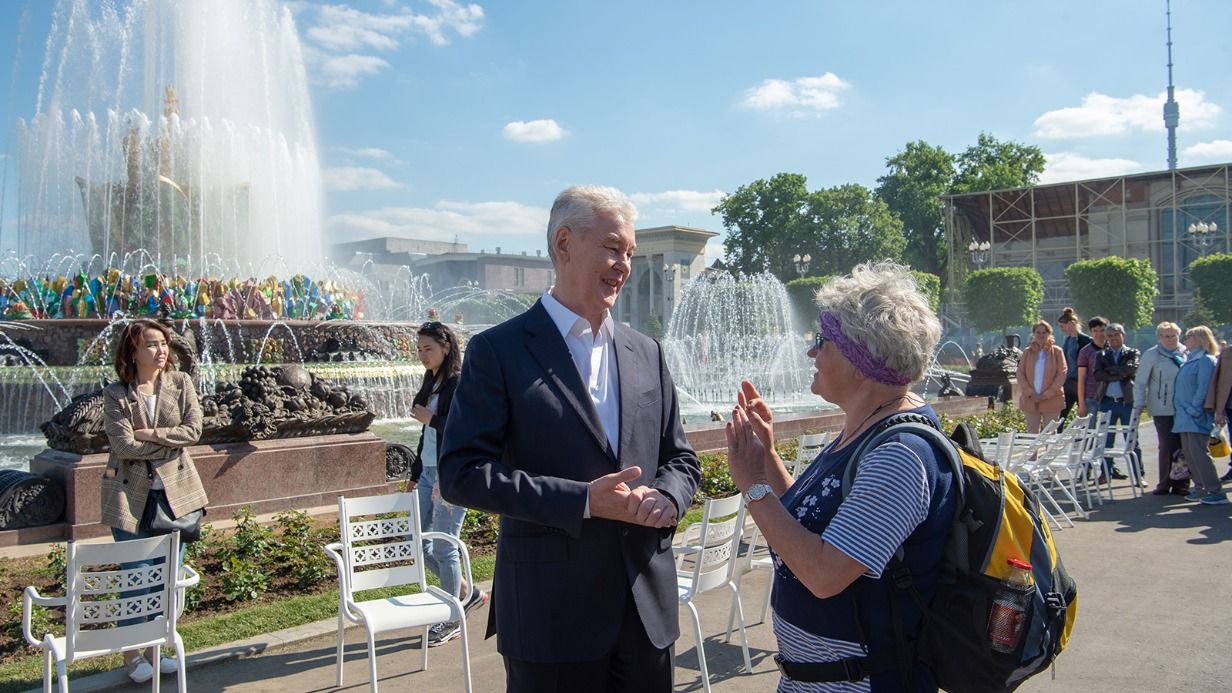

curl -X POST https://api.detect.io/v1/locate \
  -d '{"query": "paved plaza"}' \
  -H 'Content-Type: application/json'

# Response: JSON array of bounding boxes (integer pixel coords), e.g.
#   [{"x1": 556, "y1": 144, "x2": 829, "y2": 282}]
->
[{"x1": 27, "y1": 422, "x2": 1232, "y2": 692}]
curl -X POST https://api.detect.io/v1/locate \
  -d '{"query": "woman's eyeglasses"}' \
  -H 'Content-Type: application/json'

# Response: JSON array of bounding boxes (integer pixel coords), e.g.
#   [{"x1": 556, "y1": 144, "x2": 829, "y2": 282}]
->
[{"x1": 812, "y1": 332, "x2": 829, "y2": 351}]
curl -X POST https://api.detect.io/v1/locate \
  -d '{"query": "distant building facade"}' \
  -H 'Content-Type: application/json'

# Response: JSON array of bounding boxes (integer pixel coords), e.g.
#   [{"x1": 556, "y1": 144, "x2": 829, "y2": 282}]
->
[
  {"x1": 330, "y1": 224, "x2": 718, "y2": 334},
  {"x1": 944, "y1": 162, "x2": 1230, "y2": 321}
]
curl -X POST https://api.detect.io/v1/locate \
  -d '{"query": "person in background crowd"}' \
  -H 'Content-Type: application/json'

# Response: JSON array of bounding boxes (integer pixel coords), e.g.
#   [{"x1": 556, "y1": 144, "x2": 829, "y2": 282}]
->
[
  {"x1": 1057, "y1": 307, "x2": 1092, "y2": 427},
  {"x1": 407, "y1": 320, "x2": 487, "y2": 647},
  {"x1": 1076, "y1": 316, "x2": 1108, "y2": 419},
  {"x1": 1174, "y1": 326, "x2": 1226, "y2": 505},
  {"x1": 1016, "y1": 320, "x2": 1067, "y2": 434},
  {"x1": 1094, "y1": 323, "x2": 1142, "y2": 483},
  {"x1": 1205, "y1": 334, "x2": 1232, "y2": 483},
  {"x1": 1133, "y1": 322, "x2": 1190, "y2": 495}
]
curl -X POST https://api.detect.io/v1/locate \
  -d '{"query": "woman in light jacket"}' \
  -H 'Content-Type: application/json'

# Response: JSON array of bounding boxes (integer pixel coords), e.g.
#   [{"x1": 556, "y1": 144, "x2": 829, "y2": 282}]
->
[
  {"x1": 101, "y1": 319, "x2": 206, "y2": 682},
  {"x1": 1016, "y1": 320, "x2": 1067, "y2": 433},
  {"x1": 1172, "y1": 326, "x2": 1225, "y2": 505},
  {"x1": 1134, "y1": 322, "x2": 1189, "y2": 495}
]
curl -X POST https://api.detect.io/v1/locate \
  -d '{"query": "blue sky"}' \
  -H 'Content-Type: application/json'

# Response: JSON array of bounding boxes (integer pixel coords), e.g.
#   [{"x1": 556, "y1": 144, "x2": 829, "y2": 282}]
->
[{"x1": 2, "y1": 0, "x2": 1231, "y2": 265}]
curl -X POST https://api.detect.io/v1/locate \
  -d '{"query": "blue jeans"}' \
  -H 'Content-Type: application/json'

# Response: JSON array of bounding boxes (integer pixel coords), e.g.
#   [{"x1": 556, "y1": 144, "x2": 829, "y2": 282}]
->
[
  {"x1": 1099, "y1": 398, "x2": 1142, "y2": 476},
  {"x1": 416, "y1": 466, "x2": 467, "y2": 599},
  {"x1": 111, "y1": 526, "x2": 187, "y2": 627}
]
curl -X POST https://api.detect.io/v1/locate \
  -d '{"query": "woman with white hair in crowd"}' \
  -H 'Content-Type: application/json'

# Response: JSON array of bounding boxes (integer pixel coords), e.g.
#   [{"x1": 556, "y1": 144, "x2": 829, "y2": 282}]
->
[
  {"x1": 725, "y1": 261, "x2": 957, "y2": 691},
  {"x1": 1134, "y1": 321, "x2": 1190, "y2": 495}
]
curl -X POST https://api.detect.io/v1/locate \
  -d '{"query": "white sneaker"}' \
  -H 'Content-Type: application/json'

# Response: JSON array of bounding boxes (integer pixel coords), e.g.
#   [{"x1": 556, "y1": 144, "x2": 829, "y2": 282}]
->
[
  {"x1": 159, "y1": 656, "x2": 179, "y2": 674},
  {"x1": 127, "y1": 656, "x2": 155, "y2": 683}
]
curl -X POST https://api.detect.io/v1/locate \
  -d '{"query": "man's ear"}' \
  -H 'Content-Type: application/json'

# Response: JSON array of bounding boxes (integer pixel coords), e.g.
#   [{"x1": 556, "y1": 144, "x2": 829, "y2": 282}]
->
[{"x1": 553, "y1": 225, "x2": 572, "y2": 263}]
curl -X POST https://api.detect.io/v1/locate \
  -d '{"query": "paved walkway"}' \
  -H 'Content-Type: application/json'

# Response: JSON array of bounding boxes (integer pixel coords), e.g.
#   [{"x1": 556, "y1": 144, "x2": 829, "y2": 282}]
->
[{"x1": 31, "y1": 423, "x2": 1232, "y2": 692}]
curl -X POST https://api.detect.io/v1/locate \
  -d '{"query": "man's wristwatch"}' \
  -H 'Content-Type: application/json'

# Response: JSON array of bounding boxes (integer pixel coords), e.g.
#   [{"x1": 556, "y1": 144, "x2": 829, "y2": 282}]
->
[{"x1": 744, "y1": 483, "x2": 775, "y2": 504}]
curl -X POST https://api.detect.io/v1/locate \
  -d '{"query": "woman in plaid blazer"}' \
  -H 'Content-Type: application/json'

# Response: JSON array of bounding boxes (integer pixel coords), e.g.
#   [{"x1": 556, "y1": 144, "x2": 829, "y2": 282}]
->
[{"x1": 101, "y1": 319, "x2": 206, "y2": 682}]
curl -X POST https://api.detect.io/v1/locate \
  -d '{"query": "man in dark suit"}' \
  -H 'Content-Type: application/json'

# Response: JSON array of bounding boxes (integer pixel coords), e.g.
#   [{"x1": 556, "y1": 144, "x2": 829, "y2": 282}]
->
[{"x1": 439, "y1": 184, "x2": 702, "y2": 693}]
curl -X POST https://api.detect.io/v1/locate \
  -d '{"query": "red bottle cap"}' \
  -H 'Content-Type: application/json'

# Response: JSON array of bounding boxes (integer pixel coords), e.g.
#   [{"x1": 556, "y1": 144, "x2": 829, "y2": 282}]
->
[{"x1": 1008, "y1": 558, "x2": 1032, "y2": 570}]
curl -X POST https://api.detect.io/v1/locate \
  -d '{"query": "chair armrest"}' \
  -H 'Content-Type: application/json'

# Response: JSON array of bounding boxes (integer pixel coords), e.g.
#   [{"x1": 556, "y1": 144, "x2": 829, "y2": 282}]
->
[
  {"x1": 176, "y1": 564, "x2": 201, "y2": 590},
  {"x1": 22, "y1": 586, "x2": 65, "y2": 647},
  {"x1": 672, "y1": 544, "x2": 701, "y2": 570},
  {"x1": 421, "y1": 531, "x2": 474, "y2": 600}
]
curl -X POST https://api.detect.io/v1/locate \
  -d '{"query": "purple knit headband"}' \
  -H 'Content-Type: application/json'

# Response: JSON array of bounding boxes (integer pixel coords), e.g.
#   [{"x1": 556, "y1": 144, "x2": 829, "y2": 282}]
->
[{"x1": 819, "y1": 311, "x2": 912, "y2": 386}]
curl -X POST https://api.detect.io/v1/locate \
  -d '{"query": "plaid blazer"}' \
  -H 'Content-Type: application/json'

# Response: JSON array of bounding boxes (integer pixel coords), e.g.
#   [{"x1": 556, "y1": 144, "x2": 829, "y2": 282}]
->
[{"x1": 100, "y1": 370, "x2": 207, "y2": 534}]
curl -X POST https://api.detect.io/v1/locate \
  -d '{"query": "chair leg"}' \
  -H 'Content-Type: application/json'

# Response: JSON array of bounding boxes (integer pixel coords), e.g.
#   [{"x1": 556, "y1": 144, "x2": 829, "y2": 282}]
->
[
  {"x1": 684, "y1": 599, "x2": 710, "y2": 693},
  {"x1": 458, "y1": 618, "x2": 473, "y2": 693},
  {"x1": 366, "y1": 628, "x2": 380, "y2": 693},
  {"x1": 175, "y1": 635, "x2": 188, "y2": 693},
  {"x1": 726, "y1": 583, "x2": 753, "y2": 674},
  {"x1": 42, "y1": 649, "x2": 52, "y2": 693},
  {"x1": 152, "y1": 649, "x2": 161, "y2": 693},
  {"x1": 335, "y1": 614, "x2": 346, "y2": 688},
  {"x1": 420, "y1": 625, "x2": 429, "y2": 672}
]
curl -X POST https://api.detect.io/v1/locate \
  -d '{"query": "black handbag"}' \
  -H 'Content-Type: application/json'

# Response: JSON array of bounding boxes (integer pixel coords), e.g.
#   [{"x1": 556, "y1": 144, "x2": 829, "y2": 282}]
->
[{"x1": 139, "y1": 483, "x2": 204, "y2": 543}]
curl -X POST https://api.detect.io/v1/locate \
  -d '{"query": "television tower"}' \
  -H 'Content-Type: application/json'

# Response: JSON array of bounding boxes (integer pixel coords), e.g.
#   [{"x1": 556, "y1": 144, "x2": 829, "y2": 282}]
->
[{"x1": 1164, "y1": 0, "x2": 1180, "y2": 170}]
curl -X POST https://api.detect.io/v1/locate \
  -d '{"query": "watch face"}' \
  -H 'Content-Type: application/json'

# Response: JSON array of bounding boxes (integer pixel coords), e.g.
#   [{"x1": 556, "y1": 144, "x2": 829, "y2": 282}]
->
[{"x1": 747, "y1": 484, "x2": 771, "y2": 501}]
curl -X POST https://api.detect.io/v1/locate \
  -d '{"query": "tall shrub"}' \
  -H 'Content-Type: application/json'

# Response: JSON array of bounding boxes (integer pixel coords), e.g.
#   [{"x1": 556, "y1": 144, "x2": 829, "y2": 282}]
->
[
  {"x1": 784, "y1": 276, "x2": 831, "y2": 329},
  {"x1": 1065, "y1": 257, "x2": 1158, "y2": 329},
  {"x1": 1190, "y1": 253, "x2": 1232, "y2": 324},
  {"x1": 964, "y1": 267, "x2": 1043, "y2": 334},
  {"x1": 910, "y1": 271, "x2": 941, "y2": 314}
]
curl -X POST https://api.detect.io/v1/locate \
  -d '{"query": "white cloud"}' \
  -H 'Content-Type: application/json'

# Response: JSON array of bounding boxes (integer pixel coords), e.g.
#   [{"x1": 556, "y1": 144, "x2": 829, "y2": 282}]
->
[
  {"x1": 322, "y1": 166, "x2": 404, "y2": 191},
  {"x1": 1033, "y1": 88, "x2": 1223, "y2": 138},
  {"x1": 336, "y1": 146, "x2": 395, "y2": 159},
  {"x1": 630, "y1": 189, "x2": 726, "y2": 216},
  {"x1": 502, "y1": 119, "x2": 567, "y2": 143},
  {"x1": 317, "y1": 54, "x2": 391, "y2": 89},
  {"x1": 296, "y1": 1, "x2": 484, "y2": 88},
  {"x1": 1182, "y1": 139, "x2": 1232, "y2": 164},
  {"x1": 325, "y1": 199, "x2": 547, "y2": 244},
  {"x1": 1037, "y1": 152, "x2": 1143, "y2": 184},
  {"x1": 741, "y1": 73, "x2": 850, "y2": 113}
]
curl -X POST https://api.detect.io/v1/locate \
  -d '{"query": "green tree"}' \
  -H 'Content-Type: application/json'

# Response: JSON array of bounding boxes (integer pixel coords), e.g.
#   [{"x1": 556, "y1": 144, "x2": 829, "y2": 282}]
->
[
  {"x1": 784, "y1": 275, "x2": 832, "y2": 330},
  {"x1": 712, "y1": 173, "x2": 812, "y2": 278},
  {"x1": 1064, "y1": 257, "x2": 1158, "y2": 329},
  {"x1": 714, "y1": 175, "x2": 905, "y2": 281},
  {"x1": 1190, "y1": 253, "x2": 1232, "y2": 324},
  {"x1": 964, "y1": 268, "x2": 1043, "y2": 334},
  {"x1": 910, "y1": 271, "x2": 941, "y2": 314},
  {"x1": 952, "y1": 132, "x2": 1047, "y2": 194},
  {"x1": 875, "y1": 141, "x2": 956, "y2": 277}
]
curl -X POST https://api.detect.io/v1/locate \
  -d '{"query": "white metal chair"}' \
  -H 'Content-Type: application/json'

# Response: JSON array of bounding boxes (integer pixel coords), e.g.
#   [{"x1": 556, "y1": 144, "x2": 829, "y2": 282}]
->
[
  {"x1": 728, "y1": 520, "x2": 774, "y2": 633},
  {"x1": 1044, "y1": 414, "x2": 1095, "y2": 517},
  {"x1": 674, "y1": 492, "x2": 751, "y2": 693},
  {"x1": 785, "y1": 432, "x2": 830, "y2": 479},
  {"x1": 1104, "y1": 420, "x2": 1144, "y2": 499},
  {"x1": 1083, "y1": 411, "x2": 1114, "y2": 503},
  {"x1": 323, "y1": 492, "x2": 473, "y2": 693},
  {"x1": 22, "y1": 533, "x2": 199, "y2": 693}
]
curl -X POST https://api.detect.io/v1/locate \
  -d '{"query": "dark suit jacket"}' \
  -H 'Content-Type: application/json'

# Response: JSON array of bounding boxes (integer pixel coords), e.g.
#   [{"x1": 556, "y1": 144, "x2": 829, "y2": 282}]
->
[
  {"x1": 439, "y1": 300, "x2": 702, "y2": 662},
  {"x1": 1093, "y1": 345, "x2": 1141, "y2": 404}
]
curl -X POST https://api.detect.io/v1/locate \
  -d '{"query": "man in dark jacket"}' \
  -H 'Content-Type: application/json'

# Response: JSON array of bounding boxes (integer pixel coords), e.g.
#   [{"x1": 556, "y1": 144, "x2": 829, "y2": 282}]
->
[
  {"x1": 1094, "y1": 323, "x2": 1142, "y2": 483},
  {"x1": 1057, "y1": 308, "x2": 1092, "y2": 427}
]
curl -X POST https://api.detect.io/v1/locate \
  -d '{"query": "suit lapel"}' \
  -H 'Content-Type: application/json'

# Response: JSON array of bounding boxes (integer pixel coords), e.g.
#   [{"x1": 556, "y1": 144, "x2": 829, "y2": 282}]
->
[
  {"x1": 524, "y1": 302, "x2": 615, "y2": 461},
  {"x1": 614, "y1": 325, "x2": 640, "y2": 469},
  {"x1": 126, "y1": 384, "x2": 153, "y2": 429}
]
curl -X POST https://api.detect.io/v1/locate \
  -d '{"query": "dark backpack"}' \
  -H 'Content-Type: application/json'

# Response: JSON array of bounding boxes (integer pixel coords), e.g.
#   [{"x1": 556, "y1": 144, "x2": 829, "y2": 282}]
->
[{"x1": 825, "y1": 414, "x2": 1078, "y2": 692}]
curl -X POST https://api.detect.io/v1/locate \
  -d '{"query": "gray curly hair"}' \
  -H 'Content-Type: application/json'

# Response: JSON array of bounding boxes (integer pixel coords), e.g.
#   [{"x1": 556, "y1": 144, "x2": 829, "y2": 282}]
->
[
  {"x1": 545, "y1": 185, "x2": 638, "y2": 265},
  {"x1": 814, "y1": 261, "x2": 941, "y2": 384}
]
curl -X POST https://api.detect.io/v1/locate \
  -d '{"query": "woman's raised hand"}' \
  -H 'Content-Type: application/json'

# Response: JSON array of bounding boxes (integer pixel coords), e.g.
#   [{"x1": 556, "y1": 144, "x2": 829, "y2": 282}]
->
[
  {"x1": 725, "y1": 404, "x2": 768, "y2": 491},
  {"x1": 737, "y1": 380, "x2": 774, "y2": 453}
]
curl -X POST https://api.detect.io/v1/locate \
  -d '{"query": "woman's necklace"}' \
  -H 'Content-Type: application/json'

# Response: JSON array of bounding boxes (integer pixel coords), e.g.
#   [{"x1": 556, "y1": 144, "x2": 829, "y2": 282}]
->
[{"x1": 836, "y1": 393, "x2": 916, "y2": 448}]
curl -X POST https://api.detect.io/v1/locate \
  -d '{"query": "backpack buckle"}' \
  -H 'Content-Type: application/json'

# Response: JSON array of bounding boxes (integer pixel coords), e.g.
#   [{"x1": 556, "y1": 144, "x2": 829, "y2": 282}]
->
[{"x1": 891, "y1": 565, "x2": 913, "y2": 589}]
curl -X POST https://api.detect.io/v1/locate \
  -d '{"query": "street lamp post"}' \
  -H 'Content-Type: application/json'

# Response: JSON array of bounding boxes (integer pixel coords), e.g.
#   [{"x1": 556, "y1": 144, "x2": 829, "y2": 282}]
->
[
  {"x1": 662, "y1": 263, "x2": 677, "y2": 328},
  {"x1": 1188, "y1": 221, "x2": 1219, "y2": 256},
  {"x1": 968, "y1": 241, "x2": 991, "y2": 269},
  {"x1": 792, "y1": 254, "x2": 812, "y2": 277}
]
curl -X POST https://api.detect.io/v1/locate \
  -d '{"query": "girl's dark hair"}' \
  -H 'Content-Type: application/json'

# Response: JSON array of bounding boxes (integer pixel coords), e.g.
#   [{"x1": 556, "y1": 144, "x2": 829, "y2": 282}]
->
[
  {"x1": 113, "y1": 319, "x2": 176, "y2": 384},
  {"x1": 1087, "y1": 315, "x2": 1109, "y2": 330},
  {"x1": 1058, "y1": 307, "x2": 1079, "y2": 324},
  {"x1": 413, "y1": 322, "x2": 461, "y2": 406}
]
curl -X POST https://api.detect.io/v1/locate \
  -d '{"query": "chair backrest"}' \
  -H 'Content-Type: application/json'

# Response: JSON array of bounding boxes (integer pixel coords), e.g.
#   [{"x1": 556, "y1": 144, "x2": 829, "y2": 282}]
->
[
  {"x1": 67, "y1": 533, "x2": 179, "y2": 660},
  {"x1": 679, "y1": 492, "x2": 746, "y2": 594},
  {"x1": 789, "y1": 432, "x2": 831, "y2": 479},
  {"x1": 1063, "y1": 415, "x2": 1092, "y2": 465},
  {"x1": 992, "y1": 432, "x2": 1017, "y2": 467},
  {"x1": 1085, "y1": 411, "x2": 1112, "y2": 459},
  {"x1": 337, "y1": 493, "x2": 428, "y2": 595}
]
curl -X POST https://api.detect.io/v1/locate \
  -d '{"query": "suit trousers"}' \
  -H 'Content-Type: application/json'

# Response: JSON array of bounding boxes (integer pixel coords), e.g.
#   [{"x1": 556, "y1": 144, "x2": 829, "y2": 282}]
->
[
  {"x1": 1100, "y1": 398, "x2": 1142, "y2": 476},
  {"x1": 504, "y1": 588, "x2": 674, "y2": 693}
]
